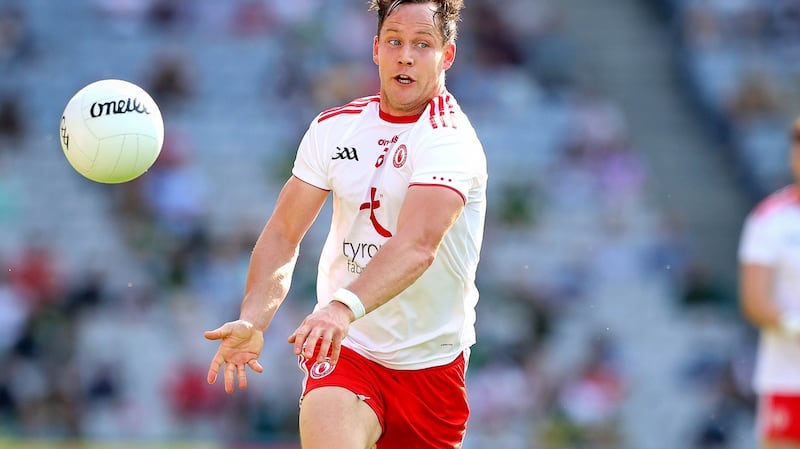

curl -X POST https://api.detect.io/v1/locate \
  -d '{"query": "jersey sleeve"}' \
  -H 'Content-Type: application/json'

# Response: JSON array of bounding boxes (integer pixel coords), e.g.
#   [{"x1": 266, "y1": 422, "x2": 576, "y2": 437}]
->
[
  {"x1": 409, "y1": 128, "x2": 486, "y2": 203},
  {"x1": 291, "y1": 118, "x2": 331, "y2": 190},
  {"x1": 739, "y1": 211, "x2": 780, "y2": 266}
]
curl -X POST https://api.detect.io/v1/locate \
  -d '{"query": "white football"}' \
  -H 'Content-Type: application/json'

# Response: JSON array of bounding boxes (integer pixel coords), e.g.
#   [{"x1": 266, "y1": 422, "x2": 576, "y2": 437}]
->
[{"x1": 59, "y1": 79, "x2": 164, "y2": 184}]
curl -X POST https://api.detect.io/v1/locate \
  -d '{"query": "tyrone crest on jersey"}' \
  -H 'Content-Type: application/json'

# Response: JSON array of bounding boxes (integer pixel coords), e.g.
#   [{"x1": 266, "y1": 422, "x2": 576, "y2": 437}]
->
[{"x1": 392, "y1": 144, "x2": 408, "y2": 169}]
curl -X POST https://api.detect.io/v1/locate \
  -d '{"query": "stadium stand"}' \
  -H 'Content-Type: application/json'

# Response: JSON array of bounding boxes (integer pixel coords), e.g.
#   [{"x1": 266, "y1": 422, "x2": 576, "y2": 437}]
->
[{"x1": 0, "y1": 0, "x2": 774, "y2": 448}]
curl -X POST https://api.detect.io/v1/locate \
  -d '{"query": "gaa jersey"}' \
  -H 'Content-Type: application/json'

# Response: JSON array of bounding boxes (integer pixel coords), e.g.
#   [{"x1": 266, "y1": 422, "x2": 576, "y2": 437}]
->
[
  {"x1": 291, "y1": 93, "x2": 487, "y2": 370},
  {"x1": 739, "y1": 185, "x2": 800, "y2": 392}
]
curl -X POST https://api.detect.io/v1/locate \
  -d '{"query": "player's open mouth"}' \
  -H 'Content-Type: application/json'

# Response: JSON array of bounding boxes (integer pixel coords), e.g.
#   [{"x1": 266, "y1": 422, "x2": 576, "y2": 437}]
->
[{"x1": 395, "y1": 75, "x2": 414, "y2": 85}]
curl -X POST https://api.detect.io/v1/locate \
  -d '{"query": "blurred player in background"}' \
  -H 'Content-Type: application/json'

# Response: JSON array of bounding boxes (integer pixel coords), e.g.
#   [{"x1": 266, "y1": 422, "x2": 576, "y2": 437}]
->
[
  {"x1": 204, "y1": 1, "x2": 487, "y2": 448},
  {"x1": 739, "y1": 116, "x2": 800, "y2": 449}
]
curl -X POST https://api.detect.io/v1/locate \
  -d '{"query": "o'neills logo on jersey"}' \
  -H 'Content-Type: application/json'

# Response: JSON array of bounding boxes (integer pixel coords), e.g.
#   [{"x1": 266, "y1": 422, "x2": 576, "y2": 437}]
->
[
  {"x1": 309, "y1": 359, "x2": 335, "y2": 379},
  {"x1": 393, "y1": 144, "x2": 407, "y2": 168},
  {"x1": 343, "y1": 240, "x2": 382, "y2": 274},
  {"x1": 90, "y1": 97, "x2": 150, "y2": 118}
]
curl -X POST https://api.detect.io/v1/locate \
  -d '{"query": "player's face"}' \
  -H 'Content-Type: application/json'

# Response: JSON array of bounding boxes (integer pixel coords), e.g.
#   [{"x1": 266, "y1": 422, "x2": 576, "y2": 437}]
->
[{"x1": 373, "y1": 2, "x2": 456, "y2": 117}]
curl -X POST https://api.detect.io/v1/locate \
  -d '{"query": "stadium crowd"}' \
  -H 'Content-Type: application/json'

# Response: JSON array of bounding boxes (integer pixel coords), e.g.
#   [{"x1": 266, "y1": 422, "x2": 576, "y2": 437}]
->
[{"x1": 0, "y1": 0, "x2": 788, "y2": 447}]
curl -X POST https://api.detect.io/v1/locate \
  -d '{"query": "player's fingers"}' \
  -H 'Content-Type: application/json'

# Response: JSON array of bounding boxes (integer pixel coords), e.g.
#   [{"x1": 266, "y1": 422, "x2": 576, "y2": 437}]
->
[
  {"x1": 207, "y1": 354, "x2": 224, "y2": 384},
  {"x1": 316, "y1": 330, "x2": 336, "y2": 363},
  {"x1": 224, "y1": 361, "x2": 235, "y2": 394},
  {"x1": 248, "y1": 359, "x2": 264, "y2": 373},
  {"x1": 204, "y1": 325, "x2": 229, "y2": 341},
  {"x1": 237, "y1": 363, "x2": 248, "y2": 390},
  {"x1": 303, "y1": 332, "x2": 322, "y2": 359},
  {"x1": 328, "y1": 337, "x2": 342, "y2": 366},
  {"x1": 291, "y1": 327, "x2": 310, "y2": 356}
]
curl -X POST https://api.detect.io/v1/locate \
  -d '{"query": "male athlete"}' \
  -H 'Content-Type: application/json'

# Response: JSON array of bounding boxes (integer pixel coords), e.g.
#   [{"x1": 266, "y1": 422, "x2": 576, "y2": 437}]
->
[
  {"x1": 204, "y1": 1, "x2": 487, "y2": 448},
  {"x1": 740, "y1": 116, "x2": 800, "y2": 449}
]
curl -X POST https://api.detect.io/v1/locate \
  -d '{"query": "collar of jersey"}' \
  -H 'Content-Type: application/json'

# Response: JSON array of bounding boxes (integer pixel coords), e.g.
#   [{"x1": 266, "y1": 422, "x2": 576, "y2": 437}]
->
[{"x1": 379, "y1": 107, "x2": 422, "y2": 124}]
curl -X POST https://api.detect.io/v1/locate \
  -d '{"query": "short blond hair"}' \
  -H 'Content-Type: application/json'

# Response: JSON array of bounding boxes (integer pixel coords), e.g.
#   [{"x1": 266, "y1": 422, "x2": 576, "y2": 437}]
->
[{"x1": 368, "y1": 0, "x2": 464, "y2": 44}]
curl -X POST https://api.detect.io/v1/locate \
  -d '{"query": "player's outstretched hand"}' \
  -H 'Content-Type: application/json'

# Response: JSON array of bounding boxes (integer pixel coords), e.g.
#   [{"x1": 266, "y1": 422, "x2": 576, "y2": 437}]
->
[{"x1": 204, "y1": 320, "x2": 265, "y2": 394}]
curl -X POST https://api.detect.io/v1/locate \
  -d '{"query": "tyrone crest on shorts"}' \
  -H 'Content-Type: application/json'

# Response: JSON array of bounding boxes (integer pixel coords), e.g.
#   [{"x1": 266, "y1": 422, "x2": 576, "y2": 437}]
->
[{"x1": 310, "y1": 358, "x2": 336, "y2": 379}]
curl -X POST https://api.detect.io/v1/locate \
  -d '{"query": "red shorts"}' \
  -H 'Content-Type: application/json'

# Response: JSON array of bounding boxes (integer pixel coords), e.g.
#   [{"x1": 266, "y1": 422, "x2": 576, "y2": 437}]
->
[
  {"x1": 298, "y1": 345, "x2": 469, "y2": 449},
  {"x1": 759, "y1": 393, "x2": 800, "y2": 442}
]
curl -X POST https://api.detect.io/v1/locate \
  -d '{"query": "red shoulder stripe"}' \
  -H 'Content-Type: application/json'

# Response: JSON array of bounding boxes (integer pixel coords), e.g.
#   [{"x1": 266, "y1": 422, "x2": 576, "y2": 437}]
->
[
  {"x1": 318, "y1": 96, "x2": 379, "y2": 123},
  {"x1": 753, "y1": 185, "x2": 800, "y2": 218},
  {"x1": 428, "y1": 94, "x2": 458, "y2": 129}
]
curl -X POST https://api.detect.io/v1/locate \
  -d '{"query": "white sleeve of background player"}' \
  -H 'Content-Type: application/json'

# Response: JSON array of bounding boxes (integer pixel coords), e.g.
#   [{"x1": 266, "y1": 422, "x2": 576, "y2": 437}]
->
[
  {"x1": 291, "y1": 119, "x2": 331, "y2": 190},
  {"x1": 739, "y1": 211, "x2": 780, "y2": 266},
  {"x1": 409, "y1": 130, "x2": 484, "y2": 203}
]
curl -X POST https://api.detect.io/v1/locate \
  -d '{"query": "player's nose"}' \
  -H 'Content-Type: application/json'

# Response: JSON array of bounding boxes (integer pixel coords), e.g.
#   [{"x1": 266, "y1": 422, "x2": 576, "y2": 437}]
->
[{"x1": 397, "y1": 47, "x2": 413, "y2": 65}]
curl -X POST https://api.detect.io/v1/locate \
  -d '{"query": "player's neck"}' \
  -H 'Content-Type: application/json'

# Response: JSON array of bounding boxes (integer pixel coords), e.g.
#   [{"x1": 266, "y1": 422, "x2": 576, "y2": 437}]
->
[{"x1": 378, "y1": 87, "x2": 448, "y2": 124}]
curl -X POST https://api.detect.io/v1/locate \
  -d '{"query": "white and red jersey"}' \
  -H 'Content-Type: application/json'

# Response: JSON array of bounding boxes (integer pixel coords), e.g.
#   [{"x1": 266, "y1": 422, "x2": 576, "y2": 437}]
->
[
  {"x1": 291, "y1": 92, "x2": 487, "y2": 370},
  {"x1": 739, "y1": 185, "x2": 800, "y2": 392}
]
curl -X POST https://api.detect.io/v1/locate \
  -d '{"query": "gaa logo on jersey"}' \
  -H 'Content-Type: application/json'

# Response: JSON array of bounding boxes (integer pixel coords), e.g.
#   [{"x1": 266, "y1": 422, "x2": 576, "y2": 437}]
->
[
  {"x1": 393, "y1": 144, "x2": 407, "y2": 169},
  {"x1": 310, "y1": 359, "x2": 336, "y2": 379}
]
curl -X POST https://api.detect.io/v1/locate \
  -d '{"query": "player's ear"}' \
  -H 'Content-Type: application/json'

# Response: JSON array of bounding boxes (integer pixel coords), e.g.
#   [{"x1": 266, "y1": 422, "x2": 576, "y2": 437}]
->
[
  {"x1": 373, "y1": 35, "x2": 380, "y2": 66},
  {"x1": 442, "y1": 42, "x2": 456, "y2": 71}
]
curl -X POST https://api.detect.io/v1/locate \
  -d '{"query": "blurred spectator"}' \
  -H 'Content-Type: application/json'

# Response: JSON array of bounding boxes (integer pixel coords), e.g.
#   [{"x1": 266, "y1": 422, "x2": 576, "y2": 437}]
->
[
  {"x1": 0, "y1": 92, "x2": 25, "y2": 145},
  {"x1": 555, "y1": 335, "x2": 626, "y2": 448},
  {"x1": 268, "y1": 0, "x2": 322, "y2": 28},
  {"x1": 496, "y1": 182, "x2": 540, "y2": 227},
  {"x1": 140, "y1": 125, "x2": 209, "y2": 241},
  {"x1": 646, "y1": 209, "x2": 695, "y2": 287},
  {"x1": 0, "y1": 263, "x2": 28, "y2": 357},
  {"x1": 146, "y1": 0, "x2": 194, "y2": 32},
  {"x1": 522, "y1": 7, "x2": 576, "y2": 92},
  {"x1": 145, "y1": 51, "x2": 196, "y2": 111},
  {"x1": 229, "y1": 0, "x2": 277, "y2": 37},
  {"x1": 165, "y1": 362, "x2": 223, "y2": 422},
  {"x1": 0, "y1": 156, "x2": 22, "y2": 227},
  {"x1": 91, "y1": 0, "x2": 151, "y2": 36},
  {"x1": 312, "y1": 62, "x2": 378, "y2": 109},
  {"x1": 62, "y1": 268, "x2": 108, "y2": 316},
  {"x1": 680, "y1": 262, "x2": 730, "y2": 310},
  {"x1": 0, "y1": 4, "x2": 34, "y2": 66},
  {"x1": 85, "y1": 362, "x2": 121, "y2": 405},
  {"x1": 688, "y1": 346, "x2": 756, "y2": 449},
  {"x1": 568, "y1": 84, "x2": 628, "y2": 148},
  {"x1": 467, "y1": 0, "x2": 525, "y2": 68},
  {"x1": 466, "y1": 353, "x2": 541, "y2": 449},
  {"x1": 596, "y1": 140, "x2": 648, "y2": 211},
  {"x1": 7, "y1": 239, "x2": 66, "y2": 312},
  {"x1": 726, "y1": 70, "x2": 782, "y2": 126}
]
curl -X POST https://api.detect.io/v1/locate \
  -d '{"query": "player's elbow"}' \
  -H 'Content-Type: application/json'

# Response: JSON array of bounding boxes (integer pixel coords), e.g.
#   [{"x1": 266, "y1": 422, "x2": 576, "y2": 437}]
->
[
  {"x1": 411, "y1": 241, "x2": 438, "y2": 270},
  {"x1": 740, "y1": 292, "x2": 772, "y2": 328},
  {"x1": 739, "y1": 298, "x2": 756, "y2": 325}
]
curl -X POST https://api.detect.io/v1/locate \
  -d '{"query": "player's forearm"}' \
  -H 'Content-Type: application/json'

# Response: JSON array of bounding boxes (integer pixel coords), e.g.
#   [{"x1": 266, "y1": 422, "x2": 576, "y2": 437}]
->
[
  {"x1": 741, "y1": 293, "x2": 782, "y2": 330},
  {"x1": 740, "y1": 263, "x2": 782, "y2": 330},
  {"x1": 239, "y1": 232, "x2": 299, "y2": 331},
  {"x1": 345, "y1": 236, "x2": 436, "y2": 314}
]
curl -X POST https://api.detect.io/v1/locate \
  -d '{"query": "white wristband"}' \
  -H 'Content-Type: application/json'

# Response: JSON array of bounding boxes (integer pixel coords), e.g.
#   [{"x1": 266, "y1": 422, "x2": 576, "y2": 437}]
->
[
  {"x1": 780, "y1": 314, "x2": 800, "y2": 338},
  {"x1": 332, "y1": 288, "x2": 366, "y2": 320}
]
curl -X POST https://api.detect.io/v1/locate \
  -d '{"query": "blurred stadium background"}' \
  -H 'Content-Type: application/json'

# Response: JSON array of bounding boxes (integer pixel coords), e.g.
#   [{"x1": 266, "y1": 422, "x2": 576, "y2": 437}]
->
[{"x1": 0, "y1": 0, "x2": 794, "y2": 447}]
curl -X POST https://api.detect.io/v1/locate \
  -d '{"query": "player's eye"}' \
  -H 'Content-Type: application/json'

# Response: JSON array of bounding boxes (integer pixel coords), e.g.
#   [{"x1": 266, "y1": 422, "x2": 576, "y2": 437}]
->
[
  {"x1": 388, "y1": 39, "x2": 401, "y2": 46},
  {"x1": 417, "y1": 42, "x2": 430, "y2": 49}
]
